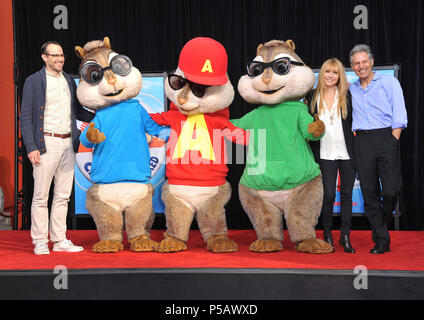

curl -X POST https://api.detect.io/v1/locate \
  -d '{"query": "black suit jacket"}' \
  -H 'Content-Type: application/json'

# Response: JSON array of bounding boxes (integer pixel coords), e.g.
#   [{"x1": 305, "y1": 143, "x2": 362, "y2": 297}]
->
[{"x1": 306, "y1": 89, "x2": 356, "y2": 170}]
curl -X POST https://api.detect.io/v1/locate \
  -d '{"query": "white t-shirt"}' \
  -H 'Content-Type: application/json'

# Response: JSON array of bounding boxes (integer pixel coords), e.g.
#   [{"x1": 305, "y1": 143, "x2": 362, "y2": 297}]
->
[
  {"x1": 317, "y1": 88, "x2": 350, "y2": 160},
  {"x1": 44, "y1": 70, "x2": 71, "y2": 134}
]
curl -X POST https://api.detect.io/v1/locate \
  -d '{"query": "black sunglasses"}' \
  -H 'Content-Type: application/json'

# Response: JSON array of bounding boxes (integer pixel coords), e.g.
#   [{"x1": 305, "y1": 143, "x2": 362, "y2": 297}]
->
[
  {"x1": 80, "y1": 55, "x2": 133, "y2": 85},
  {"x1": 167, "y1": 74, "x2": 210, "y2": 98},
  {"x1": 246, "y1": 57, "x2": 304, "y2": 77}
]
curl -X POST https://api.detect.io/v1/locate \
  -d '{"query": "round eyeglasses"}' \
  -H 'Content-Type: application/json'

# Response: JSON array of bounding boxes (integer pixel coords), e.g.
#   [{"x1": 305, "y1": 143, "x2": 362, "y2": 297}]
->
[{"x1": 80, "y1": 55, "x2": 133, "y2": 85}]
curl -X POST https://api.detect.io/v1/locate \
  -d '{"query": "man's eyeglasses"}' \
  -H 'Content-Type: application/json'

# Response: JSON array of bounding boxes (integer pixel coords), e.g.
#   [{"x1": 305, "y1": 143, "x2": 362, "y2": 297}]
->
[
  {"x1": 79, "y1": 55, "x2": 133, "y2": 85},
  {"x1": 168, "y1": 74, "x2": 210, "y2": 98},
  {"x1": 246, "y1": 57, "x2": 304, "y2": 77},
  {"x1": 43, "y1": 53, "x2": 66, "y2": 58}
]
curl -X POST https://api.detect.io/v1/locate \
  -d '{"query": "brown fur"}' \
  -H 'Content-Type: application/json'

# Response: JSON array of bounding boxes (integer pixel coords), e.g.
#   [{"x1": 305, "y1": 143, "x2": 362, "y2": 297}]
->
[
  {"x1": 198, "y1": 182, "x2": 237, "y2": 253},
  {"x1": 238, "y1": 183, "x2": 283, "y2": 241},
  {"x1": 86, "y1": 183, "x2": 157, "y2": 253},
  {"x1": 158, "y1": 181, "x2": 236, "y2": 253},
  {"x1": 308, "y1": 114, "x2": 326, "y2": 138},
  {"x1": 160, "y1": 182, "x2": 195, "y2": 243},
  {"x1": 237, "y1": 39, "x2": 331, "y2": 253},
  {"x1": 205, "y1": 234, "x2": 238, "y2": 252},
  {"x1": 86, "y1": 184, "x2": 124, "y2": 242},
  {"x1": 295, "y1": 238, "x2": 333, "y2": 253},
  {"x1": 196, "y1": 182, "x2": 231, "y2": 241},
  {"x1": 257, "y1": 40, "x2": 303, "y2": 63},
  {"x1": 75, "y1": 37, "x2": 113, "y2": 71},
  {"x1": 157, "y1": 232, "x2": 187, "y2": 252},
  {"x1": 124, "y1": 183, "x2": 154, "y2": 240},
  {"x1": 128, "y1": 234, "x2": 158, "y2": 252},
  {"x1": 239, "y1": 175, "x2": 332, "y2": 253},
  {"x1": 284, "y1": 174, "x2": 323, "y2": 242},
  {"x1": 92, "y1": 240, "x2": 123, "y2": 253},
  {"x1": 255, "y1": 40, "x2": 304, "y2": 87},
  {"x1": 85, "y1": 122, "x2": 106, "y2": 144}
]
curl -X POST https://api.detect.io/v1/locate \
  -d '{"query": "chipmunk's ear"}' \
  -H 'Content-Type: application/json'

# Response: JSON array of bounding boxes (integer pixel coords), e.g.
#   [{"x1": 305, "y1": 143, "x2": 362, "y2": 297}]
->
[
  {"x1": 285, "y1": 40, "x2": 296, "y2": 51},
  {"x1": 256, "y1": 43, "x2": 264, "y2": 56},
  {"x1": 75, "y1": 46, "x2": 85, "y2": 59},
  {"x1": 103, "y1": 37, "x2": 111, "y2": 49}
]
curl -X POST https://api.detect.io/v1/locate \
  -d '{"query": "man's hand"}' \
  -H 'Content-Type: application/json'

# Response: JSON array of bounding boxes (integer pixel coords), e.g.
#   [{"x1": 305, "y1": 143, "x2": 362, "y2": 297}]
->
[
  {"x1": 308, "y1": 114, "x2": 325, "y2": 138},
  {"x1": 28, "y1": 150, "x2": 40, "y2": 165},
  {"x1": 86, "y1": 122, "x2": 106, "y2": 144},
  {"x1": 392, "y1": 128, "x2": 402, "y2": 140}
]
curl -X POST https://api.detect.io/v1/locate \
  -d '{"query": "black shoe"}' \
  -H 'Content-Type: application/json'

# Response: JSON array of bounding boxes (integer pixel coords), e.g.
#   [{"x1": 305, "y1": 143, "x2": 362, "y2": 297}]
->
[
  {"x1": 323, "y1": 233, "x2": 335, "y2": 253},
  {"x1": 370, "y1": 243, "x2": 391, "y2": 254},
  {"x1": 339, "y1": 235, "x2": 356, "y2": 253}
]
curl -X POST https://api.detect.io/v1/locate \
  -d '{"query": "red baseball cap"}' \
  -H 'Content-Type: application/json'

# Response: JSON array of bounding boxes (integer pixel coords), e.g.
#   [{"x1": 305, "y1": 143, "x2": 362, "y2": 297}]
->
[{"x1": 178, "y1": 37, "x2": 228, "y2": 86}]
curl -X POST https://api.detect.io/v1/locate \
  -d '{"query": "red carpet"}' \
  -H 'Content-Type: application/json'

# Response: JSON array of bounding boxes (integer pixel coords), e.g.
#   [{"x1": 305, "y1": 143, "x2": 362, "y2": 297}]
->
[{"x1": 0, "y1": 230, "x2": 423, "y2": 271}]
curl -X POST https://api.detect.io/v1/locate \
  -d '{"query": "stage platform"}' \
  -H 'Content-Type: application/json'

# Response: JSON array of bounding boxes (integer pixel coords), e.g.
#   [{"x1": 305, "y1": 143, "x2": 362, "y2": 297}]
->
[{"x1": 0, "y1": 230, "x2": 423, "y2": 300}]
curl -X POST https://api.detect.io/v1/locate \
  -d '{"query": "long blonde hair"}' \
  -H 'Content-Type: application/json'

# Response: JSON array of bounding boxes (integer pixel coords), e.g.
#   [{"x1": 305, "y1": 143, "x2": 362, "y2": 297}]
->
[{"x1": 311, "y1": 58, "x2": 348, "y2": 120}]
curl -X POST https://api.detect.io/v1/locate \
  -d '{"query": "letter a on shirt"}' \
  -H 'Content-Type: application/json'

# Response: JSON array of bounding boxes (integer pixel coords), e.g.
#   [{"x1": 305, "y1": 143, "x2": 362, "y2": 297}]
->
[{"x1": 172, "y1": 114, "x2": 216, "y2": 161}]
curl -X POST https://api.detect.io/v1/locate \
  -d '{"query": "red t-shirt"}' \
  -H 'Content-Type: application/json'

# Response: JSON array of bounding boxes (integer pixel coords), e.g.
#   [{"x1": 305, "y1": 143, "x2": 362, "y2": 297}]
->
[{"x1": 150, "y1": 103, "x2": 248, "y2": 186}]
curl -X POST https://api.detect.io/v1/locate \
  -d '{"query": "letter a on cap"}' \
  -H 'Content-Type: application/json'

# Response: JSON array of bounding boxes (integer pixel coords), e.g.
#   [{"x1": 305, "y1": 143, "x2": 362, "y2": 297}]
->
[
  {"x1": 201, "y1": 59, "x2": 213, "y2": 73},
  {"x1": 178, "y1": 37, "x2": 228, "y2": 85}
]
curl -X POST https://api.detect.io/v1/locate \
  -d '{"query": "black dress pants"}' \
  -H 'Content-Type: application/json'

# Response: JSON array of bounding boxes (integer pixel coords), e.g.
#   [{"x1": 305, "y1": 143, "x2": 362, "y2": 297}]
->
[
  {"x1": 354, "y1": 127, "x2": 402, "y2": 246},
  {"x1": 320, "y1": 159, "x2": 356, "y2": 237}
]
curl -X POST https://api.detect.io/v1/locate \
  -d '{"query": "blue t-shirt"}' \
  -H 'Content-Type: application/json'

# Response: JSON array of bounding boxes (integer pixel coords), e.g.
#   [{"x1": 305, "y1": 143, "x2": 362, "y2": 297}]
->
[{"x1": 80, "y1": 99, "x2": 168, "y2": 184}]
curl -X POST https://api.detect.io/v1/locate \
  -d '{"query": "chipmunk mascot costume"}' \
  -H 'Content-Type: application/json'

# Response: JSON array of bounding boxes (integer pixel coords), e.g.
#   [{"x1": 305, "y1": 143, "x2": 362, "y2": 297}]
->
[
  {"x1": 149, "y1": 37, "x2": 248, "y2": 253},
  {"x1": 231, "y1": 40, "x2": 333, "y2": 254},
  {"x1": 76, "y1": 37, "x2": 167, "y2": 253}
]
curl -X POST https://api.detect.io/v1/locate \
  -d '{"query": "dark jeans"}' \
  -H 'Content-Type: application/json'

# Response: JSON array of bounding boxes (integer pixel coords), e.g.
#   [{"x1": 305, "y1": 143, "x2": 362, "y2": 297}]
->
[
  {"x1": 319, "y1": 159, "x2": 356, "y2": 237},
  {"x1": 354, "y1": 127, "x2": 402, "y2": 246}
]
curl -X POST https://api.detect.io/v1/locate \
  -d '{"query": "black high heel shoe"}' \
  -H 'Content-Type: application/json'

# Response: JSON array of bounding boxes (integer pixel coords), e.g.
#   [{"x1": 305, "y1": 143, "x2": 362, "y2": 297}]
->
[
  {"x1": 339, "y1": 235, "x2": 356, "y2": 253},
  {"x1": 323, "y1": 232, "x2": 335, "y2": 253}
]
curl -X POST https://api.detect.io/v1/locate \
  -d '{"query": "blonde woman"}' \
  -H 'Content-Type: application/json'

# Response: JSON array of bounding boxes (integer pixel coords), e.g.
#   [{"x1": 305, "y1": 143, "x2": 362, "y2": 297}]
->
[{"x1": 306, "y1": 58, "x2": 356, "y2": 253}]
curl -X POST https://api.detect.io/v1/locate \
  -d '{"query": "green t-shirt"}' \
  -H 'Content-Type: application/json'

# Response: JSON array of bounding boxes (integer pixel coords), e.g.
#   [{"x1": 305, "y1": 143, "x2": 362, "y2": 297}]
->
[{"x1": 231, "y1": 100, "x2": 322, "y2": 191}]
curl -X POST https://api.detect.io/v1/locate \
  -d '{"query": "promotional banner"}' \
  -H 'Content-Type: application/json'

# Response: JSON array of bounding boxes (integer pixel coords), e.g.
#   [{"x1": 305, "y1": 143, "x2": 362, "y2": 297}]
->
[
  {"x1": 312, "y1": 65, "x2": 399, "y2": 214},
  {"x1": 74, "y1": 73, "x2": 168, "y2": 215}
]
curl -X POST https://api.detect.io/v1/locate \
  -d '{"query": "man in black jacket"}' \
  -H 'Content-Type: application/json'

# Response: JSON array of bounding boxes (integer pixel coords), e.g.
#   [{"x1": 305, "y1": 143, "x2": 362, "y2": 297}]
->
[{"x1": 20, "y1": 41, "x2": 94, "y2": 255}]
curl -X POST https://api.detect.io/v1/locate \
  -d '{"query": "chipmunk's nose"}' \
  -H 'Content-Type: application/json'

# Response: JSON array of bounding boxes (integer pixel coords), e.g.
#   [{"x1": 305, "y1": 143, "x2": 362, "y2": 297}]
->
[
  {"x1": 104, "y1": 70, "x2": 117, "y2": 85},
  {"x1": 261, "y1": 68, "x2": 273, "y2": 85},
  {"x1": 177, "y1": 84, "x2": 190, "y2": 105}
]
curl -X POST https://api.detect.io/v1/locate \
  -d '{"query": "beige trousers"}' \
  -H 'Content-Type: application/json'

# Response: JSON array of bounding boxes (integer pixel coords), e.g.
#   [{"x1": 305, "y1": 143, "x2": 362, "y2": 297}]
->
[{"x1": 30, "y1": 136, "x2": 75, "y2": 244}]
